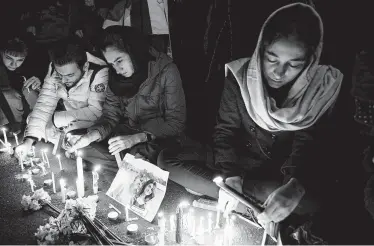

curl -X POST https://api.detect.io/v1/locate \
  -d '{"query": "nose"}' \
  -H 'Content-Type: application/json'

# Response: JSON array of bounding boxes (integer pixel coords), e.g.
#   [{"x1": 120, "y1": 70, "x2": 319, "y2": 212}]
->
[
  {"x1": 9, "y1": 61, "x2": 16, "y2": 69},
  {"x1": 273, "y1": 65, "x2": 286, "y2": 80},
  {"x1": 62, "y1": 77, "x2": 69, "y2": 84}
]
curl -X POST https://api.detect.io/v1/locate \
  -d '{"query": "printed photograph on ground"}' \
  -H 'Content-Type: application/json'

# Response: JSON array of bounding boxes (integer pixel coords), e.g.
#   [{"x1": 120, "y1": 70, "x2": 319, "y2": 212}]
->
[{"x1": 106, "y1": 153, "x2": 169, "y2": 222}]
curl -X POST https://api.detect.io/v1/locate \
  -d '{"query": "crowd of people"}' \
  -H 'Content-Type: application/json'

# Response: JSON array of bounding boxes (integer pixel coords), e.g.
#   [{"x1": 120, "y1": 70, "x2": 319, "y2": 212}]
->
[{"x1": 0, "y1": 0, "x2": 373, "y2": 244}]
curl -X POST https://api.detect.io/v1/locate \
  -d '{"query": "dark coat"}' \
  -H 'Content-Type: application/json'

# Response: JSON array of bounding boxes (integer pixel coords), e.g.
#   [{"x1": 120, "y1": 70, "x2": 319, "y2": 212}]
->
[
  {"x1": 89, "y1": 48, "x2": 186, "y2": 162},
  {"x1": 212, "y1": 72, "x2": 335, "y2": 191}
]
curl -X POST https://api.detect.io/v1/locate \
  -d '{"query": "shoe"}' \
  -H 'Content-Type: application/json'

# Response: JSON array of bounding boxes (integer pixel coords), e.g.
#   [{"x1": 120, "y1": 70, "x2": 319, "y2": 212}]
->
[{"x1": 185, "y1": 188, "x2": 203, "y2": 196}]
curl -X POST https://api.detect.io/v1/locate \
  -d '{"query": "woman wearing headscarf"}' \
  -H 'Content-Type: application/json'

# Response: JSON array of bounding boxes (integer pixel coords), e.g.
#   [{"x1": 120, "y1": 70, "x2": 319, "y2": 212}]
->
[
  {"x1": 67, "y1": 26, "x2": 186, "y2": 171},
  {"x1": 159, "y1": 3, "x2": 342, "y2": 242}
]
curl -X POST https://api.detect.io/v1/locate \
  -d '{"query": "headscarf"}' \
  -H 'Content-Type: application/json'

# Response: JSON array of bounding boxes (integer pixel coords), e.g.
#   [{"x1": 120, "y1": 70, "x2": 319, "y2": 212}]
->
[
  {"x1": 101, "y1": 26, "x2": 152, "y2": 98},
  {"x1": 225, "y1": 3, "x2": 343, "y2": 132}
]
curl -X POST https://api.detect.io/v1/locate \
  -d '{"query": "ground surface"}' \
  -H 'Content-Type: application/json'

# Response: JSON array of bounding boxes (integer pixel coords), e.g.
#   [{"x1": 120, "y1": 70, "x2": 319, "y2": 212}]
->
[{"x1": 0, "y1": 138, "x2": 266, "y2": 245}]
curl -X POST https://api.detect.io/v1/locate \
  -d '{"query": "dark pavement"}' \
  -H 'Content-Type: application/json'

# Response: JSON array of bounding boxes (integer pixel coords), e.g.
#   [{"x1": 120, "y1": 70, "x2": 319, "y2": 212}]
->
[{"x1": 0, "y1": 138, "x2": 264, "y2": 245}]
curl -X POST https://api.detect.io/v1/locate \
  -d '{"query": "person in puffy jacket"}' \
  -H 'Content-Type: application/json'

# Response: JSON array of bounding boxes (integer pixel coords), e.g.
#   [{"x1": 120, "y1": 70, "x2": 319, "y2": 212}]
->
[
  {"x1": 15, "y1": 38, "x2": 109, "y2": 159},
  {"x1": 66, "y1": 26, "x2": 185, "y2": 171}
]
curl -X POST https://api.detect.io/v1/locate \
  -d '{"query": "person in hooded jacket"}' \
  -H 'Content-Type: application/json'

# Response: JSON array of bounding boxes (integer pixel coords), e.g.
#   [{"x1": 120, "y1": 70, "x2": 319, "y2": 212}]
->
[
  {"x1": 66, "y1": 26, "x2": 186, "y2": 171},
  {"x1": 158, "y1": 3, "x2": 343, "y2": 241}
]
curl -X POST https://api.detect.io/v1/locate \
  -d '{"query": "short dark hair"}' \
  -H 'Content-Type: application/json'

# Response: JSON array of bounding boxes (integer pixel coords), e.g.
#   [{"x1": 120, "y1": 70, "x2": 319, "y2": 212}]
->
[
  {"x1": 1, "y1": 36, "x2": 28, "y2": 57},
  {"x1": 48, "y1": 38, "x2": 87, "y2": 68},
  {"x1": 261, "y1": 4, "x2": 321, "y2": 61}
]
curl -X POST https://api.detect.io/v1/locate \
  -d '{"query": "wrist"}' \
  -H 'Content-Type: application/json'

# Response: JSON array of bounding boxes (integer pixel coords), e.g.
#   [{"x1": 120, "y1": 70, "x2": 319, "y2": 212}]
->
[
  {"x1": 87, "y1": 130, "x2": 101, "y2": 142},
  {"x1": 135, "y1": 132, "x2": 147, "y2": 144}
]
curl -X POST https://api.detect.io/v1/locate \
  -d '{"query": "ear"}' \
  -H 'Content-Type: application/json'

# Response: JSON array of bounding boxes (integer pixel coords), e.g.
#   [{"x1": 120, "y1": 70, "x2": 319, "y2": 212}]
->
[{"x1": 83, "y1": 61, "x2": 89, "y2": 73}]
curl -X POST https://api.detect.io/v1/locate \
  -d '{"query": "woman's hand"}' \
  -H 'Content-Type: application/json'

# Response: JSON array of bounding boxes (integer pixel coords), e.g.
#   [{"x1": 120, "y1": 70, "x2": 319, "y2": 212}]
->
[
  {"x1": 108, "y1": 133, "x2": 145, "y2": 155},
  {"x1": 217, "y1": 176, "x2": 243, "y2": 217},
  {"x1": 24, "y1": 76, "x2": 41, "y2": 90},
  {"x1": 257, "y1": 178, "x2": 305, "y2": 226},
  {"x1": 66, "y1": 131, "x2": 101, "y2": 155}
]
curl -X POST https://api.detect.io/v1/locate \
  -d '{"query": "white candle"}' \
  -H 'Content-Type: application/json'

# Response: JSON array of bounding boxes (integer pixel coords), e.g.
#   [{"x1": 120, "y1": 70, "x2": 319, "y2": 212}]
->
[
  {"x1": 60, "y1": 179, "x2": 66, "y2": 203},
  {"x1": 19, "y1": 154, "x2": 24, "y2": 171},
  {"x1": 32, "y1": 146, "x2": 36, "y2": 157},
  {"x1": 198, "y1": 216, "x2": 205, "y2": 235},
  {"x1": 41, "y1": 150, "x2": 46, "y2": 163},
  {"x1": 40, "y1": 164, "x2": 46, "y2": 175},
  {"x1": 92, "y1": 166, "x2": 100, "y2": 194},
  {"x1": 43, "y1": 150, "x2": 50, "y2": 168},
  {"x1": 51, "y1": 172, "x2": 56, "y2": 193},
  {"x1": 76, "y1": 152, "x2": 84, "y2": 181},
  {"x1": 76, "y1": 179, "x2": 85, "y2": 198},
  {"x1": 13, "y1": 133, "x2": 19, "y2": 146},
  {"x1": 125, "y1": 204, "x2": 129, "y2": 221},
  {"x1": 56, "y1": 154, "x2": 63, "y2": 170},
  {"x1": 158, "y1": 212, "x2": 166, "y2": 246},
  {"x1": 2, "y1": 128, "x2": 7, "y2": 144},
  {"x1": 215, "y1": 207, "x2": 221, "y2": 229},
  {"x1": 29, "y1": 178, "x2": 35, "y2": 193},
  {"x1": 208, "y1": 212, "x2": 213, "y2": 232},
  {"x1": 76, "y1": 152, "x2": 84, "y2": 197},
  {"x1": 169, "y1": 215, "x2": 176, "y2": 231}
]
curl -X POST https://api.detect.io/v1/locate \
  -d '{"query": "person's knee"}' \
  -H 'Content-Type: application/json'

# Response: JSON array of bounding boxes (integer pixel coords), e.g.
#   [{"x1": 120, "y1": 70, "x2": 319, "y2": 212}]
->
[{"x1": 157, "y1": 148, "x2": 182, "y2": 170}]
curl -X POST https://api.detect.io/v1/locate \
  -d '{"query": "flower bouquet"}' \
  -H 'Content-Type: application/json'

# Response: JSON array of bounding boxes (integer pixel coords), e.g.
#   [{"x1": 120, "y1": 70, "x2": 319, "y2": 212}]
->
[{"x1": 20, "y1": 190, "x2": 127, "y2": 245}]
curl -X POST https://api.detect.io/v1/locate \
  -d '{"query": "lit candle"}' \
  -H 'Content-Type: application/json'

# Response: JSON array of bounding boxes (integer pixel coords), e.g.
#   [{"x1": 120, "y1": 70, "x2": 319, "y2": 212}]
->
[
  {"x1": 56, "y1": 154, "x2": 63, "y2": 170},
  {"x1": 176, "y1": 202, "x2": 189, "y2": 244},
  {"x1": 19, "y1": 154, "x2": 24, "y2": 171},
  {"x1": 76, "y1": 151, "x2": 84, "y2": 197},
  {"x1": 92, "y1": 165, "x2": 100, "y2": 195},
  {"x1": 187, "y1": 208, "x2": 194, "y2": 236},
  {"x1": 41, "y1": 150, "x2": 46, "y2": 164},
  {"x1": 13, "y1": 133, "x2": 19, "y2": 146},
  {"x1": 51, "y1": 172, "x2": 56, "y2": 193},
  {"x1": 198, "y1": 216, "x2": 205, "y2": 235},
  {"x1": 60, "y1": 179, "x2": 66, "y2": 203},
  {"x1": 158, "y1": 212, "x2": 166, "y2": 246},
  {"x1": 169, "y1": 215, "x2": 176, "y2": 231},
  {"x1": 125, "y1": 204, "x2": 129, "y2": 221},
  {"x1": 32, "y1": 146, "x2": 36, "y2": 157},
  {"x1": 2, "y1": 128, "x2": 7, "y2": 145},
  {"x1": 215, "y1": 206, "x2": 221, "y2": 229},
  {"x1": 43, "y1": 149, "x2": 50, "y2": 168},
  {"x1": 189, "y1": 208, "x2": 196, "y2": 237},
  {"x1": 208, "y1": 212, "x2": 213, "y2": 232},
  {"x1": 76, "y1": 179, "x2": 84, "y2": 198},
  {"x1": 40, "y1": 164, "x2": 46, "y2": 175},
  {"x1": 29, "y1": 178, "x2": 35, "y2": 193}
]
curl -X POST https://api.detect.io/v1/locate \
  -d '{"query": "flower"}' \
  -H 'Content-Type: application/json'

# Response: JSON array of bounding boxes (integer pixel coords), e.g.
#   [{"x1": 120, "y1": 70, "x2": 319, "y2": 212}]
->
[{"x1": 20, "y1": 189, "x2": 51, "y2": 212}]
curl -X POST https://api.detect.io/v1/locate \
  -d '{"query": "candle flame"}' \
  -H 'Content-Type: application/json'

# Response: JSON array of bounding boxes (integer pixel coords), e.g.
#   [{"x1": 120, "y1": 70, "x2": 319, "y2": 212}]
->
[
  {"x1": 56, "y1": 154, "x2": 61, "y2": 158},
  {"x1": 60, "y1": 179, "x2": 65, "y2": 186},
  {"x1": 158, "y1": 212, "x2": 164, "y2": 218},
  {"x1": 94, "y1": 165, "x2": 101, "y2": 172},
  {"x1": 213, "y1": 176, "x2": 224, "y2": 184},
  {"x1": 179, "y1": 201, "x2": 190, "y2": 208},
  {"x1": 2, "y1": 128, "x2": 6, "y2": 131}
]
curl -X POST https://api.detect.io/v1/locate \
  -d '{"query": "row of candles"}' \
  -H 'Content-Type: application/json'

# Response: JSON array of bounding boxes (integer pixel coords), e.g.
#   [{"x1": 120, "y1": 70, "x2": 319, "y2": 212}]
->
[
  {"x1": 156, "y1": 202, "x2": 235, "y2": 245},
  {"x1": 0, "y1": 127, "x2": 101, "y2": 200}
]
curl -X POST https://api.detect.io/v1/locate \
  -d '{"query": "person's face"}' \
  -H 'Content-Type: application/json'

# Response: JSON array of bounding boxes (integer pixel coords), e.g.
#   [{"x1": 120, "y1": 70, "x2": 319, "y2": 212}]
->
[
  {"x1": 144, "y1": 183, "x2": 154, "y2": 196},
  {"x1": 103, "y1": 46, "x2": 134, "y2": 78},
  {"x1": 262, "y1": 37, "x2": 308, "y2": 89},
  {"x1": 54, "y1": 62, "x2": 84, "y2": 88},
  {"x1": 1, "y1": 52, "x2": 26, "y2": 71}
]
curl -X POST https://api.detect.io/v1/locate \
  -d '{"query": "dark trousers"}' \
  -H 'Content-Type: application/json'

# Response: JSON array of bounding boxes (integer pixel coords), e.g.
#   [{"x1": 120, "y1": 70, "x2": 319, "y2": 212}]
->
[{"x1": 158, "y1": 139, "x2": 320, "y2": 216}]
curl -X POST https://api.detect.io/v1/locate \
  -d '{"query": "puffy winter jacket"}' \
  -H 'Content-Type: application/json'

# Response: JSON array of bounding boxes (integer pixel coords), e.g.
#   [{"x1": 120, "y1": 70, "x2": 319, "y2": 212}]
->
[{"x1": 24, "y1": 52, "x2": 109, "y2": 140}]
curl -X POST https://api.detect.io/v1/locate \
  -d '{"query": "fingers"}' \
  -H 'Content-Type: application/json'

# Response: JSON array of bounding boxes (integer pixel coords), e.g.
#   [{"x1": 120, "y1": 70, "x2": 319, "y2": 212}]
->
[
  {"x1": 24, "y1": 77, "x2": 41, "y2": 90},
  {"x1": 108, "y1": 136, "x2": 122, "y2": 144}
]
